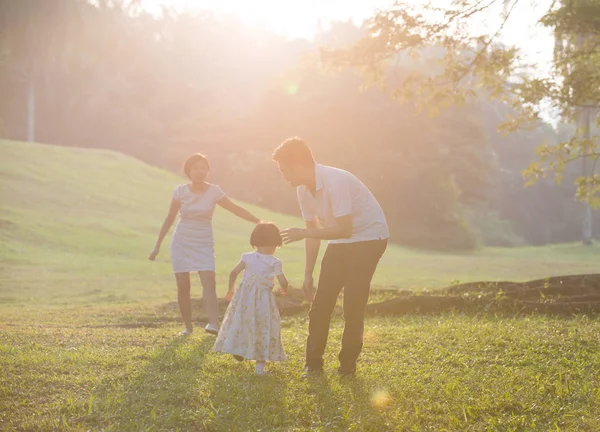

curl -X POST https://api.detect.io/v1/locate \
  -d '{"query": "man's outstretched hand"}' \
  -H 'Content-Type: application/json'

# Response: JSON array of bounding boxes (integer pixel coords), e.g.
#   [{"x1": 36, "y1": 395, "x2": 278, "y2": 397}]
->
[{"x1": 280, "y1": 227, "x2": 307, "y2": 244}]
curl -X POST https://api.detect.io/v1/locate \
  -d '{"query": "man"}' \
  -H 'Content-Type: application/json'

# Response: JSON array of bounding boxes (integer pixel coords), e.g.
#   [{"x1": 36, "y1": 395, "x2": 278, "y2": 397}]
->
[{"x1": 273, "y1": 137, "x2": 389, "y2": 377}]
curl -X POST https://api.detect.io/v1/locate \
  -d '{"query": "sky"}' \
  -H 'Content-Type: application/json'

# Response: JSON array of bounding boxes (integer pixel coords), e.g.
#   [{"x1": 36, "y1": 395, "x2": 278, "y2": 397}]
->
[
  {"x1": 142, "y1": 0, "x2": 554, "y2": 70},
  {"x1": 142, "y1": 0, "x2": 391, "y2": 39},
  {"x1": 142, "y1": 0, "x2": 557, "y2": 123}
]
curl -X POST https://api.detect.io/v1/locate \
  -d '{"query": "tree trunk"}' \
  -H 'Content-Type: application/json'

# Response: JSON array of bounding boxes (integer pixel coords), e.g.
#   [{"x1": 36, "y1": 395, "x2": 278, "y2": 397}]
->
[
  {"x1": 27, "y1": 74, "x2": 36, "y2": 143},
  {"x1": 580, "y1": 106, "x2": 593, "y2": 245},
  {"x1": 575, "y1": 30, "x2": 594, "y2": 245}
]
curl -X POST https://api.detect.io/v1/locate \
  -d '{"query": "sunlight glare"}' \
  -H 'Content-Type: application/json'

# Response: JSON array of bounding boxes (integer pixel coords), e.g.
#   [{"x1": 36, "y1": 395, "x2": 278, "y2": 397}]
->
[
  {"x1": 142, "y1": 0, "x2": 391, "y2": 39},
  {"x1": 285, "y1": 83, "x2": 299, "y2": 96},
  {"x1": 363, "y1": 329, "x2": 379, "y2": 343},
  {"x1": 371, "y1": 389, "x2": 391, "y2": 409}
]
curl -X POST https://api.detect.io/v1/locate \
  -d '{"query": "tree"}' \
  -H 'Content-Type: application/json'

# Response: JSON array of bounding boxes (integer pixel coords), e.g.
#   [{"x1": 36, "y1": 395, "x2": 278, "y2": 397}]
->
[
  {"x1": 0, "y1": 0, "x2": 89, "y2": 142},
  {"x1": 0, "y1": 4, "x2": 582, "y2": 248},
  {"x1": 320, "y1": 0, "x2": 600, "y2": 215}
]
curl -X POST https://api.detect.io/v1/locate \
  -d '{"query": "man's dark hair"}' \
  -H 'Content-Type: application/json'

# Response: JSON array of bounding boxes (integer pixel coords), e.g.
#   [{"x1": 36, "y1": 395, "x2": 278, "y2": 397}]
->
[{"x1": 272, "y1": 137, "x2": 315, "y2": 167}]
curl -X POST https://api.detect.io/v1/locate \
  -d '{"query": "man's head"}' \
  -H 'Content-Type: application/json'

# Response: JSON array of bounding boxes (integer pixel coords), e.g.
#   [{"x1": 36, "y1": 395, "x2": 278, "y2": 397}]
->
[{"x1": 272, "y1": 137, "x2": 315, "y2": 187}]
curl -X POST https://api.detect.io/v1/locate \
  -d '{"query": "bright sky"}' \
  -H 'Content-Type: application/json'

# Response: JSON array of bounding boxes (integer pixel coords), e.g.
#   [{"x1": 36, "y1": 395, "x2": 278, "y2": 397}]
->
[
  {"x1": 142, "y1": 0, "x2": 388, "y2": 39},
  {"x1": 143, "y1": 0, "x2": 554, "y2": 73},
  {"x1": 142, "y1": 0, "x2": 557, "y2": 123}
]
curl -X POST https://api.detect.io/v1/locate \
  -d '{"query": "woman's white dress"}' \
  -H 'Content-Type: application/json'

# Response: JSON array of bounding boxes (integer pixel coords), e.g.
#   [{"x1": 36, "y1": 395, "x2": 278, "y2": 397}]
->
[
  {"x1": 169, "y1": 183, "x2": 225, "y2": 273},
  {"x1": 213, "y1": 252, "x2": 287, "y2": 362}
]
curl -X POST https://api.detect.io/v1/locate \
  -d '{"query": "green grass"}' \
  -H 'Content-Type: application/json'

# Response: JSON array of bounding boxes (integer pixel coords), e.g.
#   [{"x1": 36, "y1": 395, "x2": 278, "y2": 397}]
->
[
  {"x1": 2, "y1": 140, "x2": 600, "y2": 430},
  {"x1": 1, "y1": 139, "x2": 598, "y2": 310},
  {"x1": 2, "y1": 315, "x2": 600, "y2": 431}
]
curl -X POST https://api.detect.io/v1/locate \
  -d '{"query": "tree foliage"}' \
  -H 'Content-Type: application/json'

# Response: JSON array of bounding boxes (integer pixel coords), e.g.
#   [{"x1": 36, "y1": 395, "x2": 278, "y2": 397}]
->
[
  {"x1": 1, "y1": 1, "x2": 597, "y2": 248},
  {"x1": 321, "y1": 0, "x2": 600, "y2": 208}
]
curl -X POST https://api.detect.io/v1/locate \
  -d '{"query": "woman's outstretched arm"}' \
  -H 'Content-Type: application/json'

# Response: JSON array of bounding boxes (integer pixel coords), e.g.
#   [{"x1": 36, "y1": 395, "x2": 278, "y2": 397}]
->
[
  {"x1": 149, "y1": 198, "x2": 180, "y2": 260},
  {"x1": 218, "y1": 197, "x2": 260, "y2": 224}
]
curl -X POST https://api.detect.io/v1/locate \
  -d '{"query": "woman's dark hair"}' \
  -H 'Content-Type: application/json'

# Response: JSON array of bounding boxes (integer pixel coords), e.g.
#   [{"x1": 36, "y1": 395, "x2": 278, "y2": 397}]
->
[
  {"x1": 250, "y1": 222, "x2": 283, "y2": 248},
  {"x1": 183, "y1": 153, "x2": 210, "y2": 179}
]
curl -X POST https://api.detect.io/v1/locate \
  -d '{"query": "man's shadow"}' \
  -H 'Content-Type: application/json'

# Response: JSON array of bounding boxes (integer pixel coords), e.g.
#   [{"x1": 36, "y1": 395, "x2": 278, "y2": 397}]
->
[
  {"x1": 304, "y1": 373, "x2": 393, "y2": 431},
  {"x1": 302, "y1": 317, "x2": 395, "y2": 431}
]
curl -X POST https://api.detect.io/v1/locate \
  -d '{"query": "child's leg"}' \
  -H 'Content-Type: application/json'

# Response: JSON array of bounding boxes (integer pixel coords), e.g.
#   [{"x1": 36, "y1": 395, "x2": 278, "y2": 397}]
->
[
  {"x1": 199, "y1": 271, "x2": 219, "y2": 327},
  {"x1": 255, "y1": 361, "x2": 266, "y2": 374}
]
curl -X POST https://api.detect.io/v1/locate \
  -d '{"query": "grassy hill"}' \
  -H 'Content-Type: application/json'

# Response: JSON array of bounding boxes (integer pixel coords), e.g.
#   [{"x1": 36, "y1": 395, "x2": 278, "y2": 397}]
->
[
  {"x1": 2, "y1": 140, "x2": 600, "y2": 431},
  {"x1": 1, "y1": 139, "x2": 598, "y2": 307}
]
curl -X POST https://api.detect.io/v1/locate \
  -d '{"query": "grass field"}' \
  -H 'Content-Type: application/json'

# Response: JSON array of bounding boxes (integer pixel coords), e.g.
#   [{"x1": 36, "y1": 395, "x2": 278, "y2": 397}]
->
[
  {"x1": 2, "y1": 140, "x2": 600, "y2": 431},
  {"x1": 2, "y1": 314, "x2": 600, "y2": 431},
  {"x1": 1, "y1": 140, "x2": 598, "y2": 309}
]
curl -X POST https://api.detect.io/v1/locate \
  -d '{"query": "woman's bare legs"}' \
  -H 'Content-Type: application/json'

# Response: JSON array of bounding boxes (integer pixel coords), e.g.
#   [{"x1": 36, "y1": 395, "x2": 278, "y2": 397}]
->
[
  {"x1": 175, "y1": 272, "x2": 193, "y2": 332},
  {"x1": 199, "y1": 271, "x2": 220, "y2": 328}
]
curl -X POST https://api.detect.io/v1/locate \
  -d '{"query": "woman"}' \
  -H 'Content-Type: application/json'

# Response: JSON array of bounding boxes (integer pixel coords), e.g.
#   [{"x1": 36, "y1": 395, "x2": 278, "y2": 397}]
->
[{"x1": 149, "y1": 153, "x2": 260, "y2": 336}]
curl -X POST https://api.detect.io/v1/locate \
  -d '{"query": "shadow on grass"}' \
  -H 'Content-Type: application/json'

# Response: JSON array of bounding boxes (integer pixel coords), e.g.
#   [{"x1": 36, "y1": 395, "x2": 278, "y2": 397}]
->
[
  {"x1": 199, "y1": 361, "x2": 390, "y2": 431},
  {"x1": 305, "y1": 374, "x2": 394, "y2": 431},
  {"x1": 84, "y1": 335, "x2": 216, "y2": 431},
  {"x1": 81, "y1": 319, "x2": 394, "y2": 431},
  {"x1": 202, "y1": 360, "x2": 292, "y2": 430}
]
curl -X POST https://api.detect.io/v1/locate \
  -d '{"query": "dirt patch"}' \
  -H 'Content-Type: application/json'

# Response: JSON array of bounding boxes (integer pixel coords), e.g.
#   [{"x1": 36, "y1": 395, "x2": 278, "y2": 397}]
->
[
  {"x1": 153, "y1": 274, "x2": 600, "y2": 321},
  {"x1": 443, "y1": 274, "x2": 600, "y2": 297},
  {"x1": 85, "y1": 322, "x2": 166, "y2": 329},
  {"x1": 156, "y1": 286, "x2": 311, "y2": 322},
  {"x1": 367, "y1": 274, "x2": 600, "y2": 316}
]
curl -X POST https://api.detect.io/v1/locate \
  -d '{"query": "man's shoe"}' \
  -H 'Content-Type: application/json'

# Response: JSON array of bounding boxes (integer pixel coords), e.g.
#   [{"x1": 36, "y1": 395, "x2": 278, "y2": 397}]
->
[
  {"x1": 302, "y1": 366, "x2": 324, "y2": 379},
  {"x1": 337, "y1": 367, "x2": 356, "y2": 378}
]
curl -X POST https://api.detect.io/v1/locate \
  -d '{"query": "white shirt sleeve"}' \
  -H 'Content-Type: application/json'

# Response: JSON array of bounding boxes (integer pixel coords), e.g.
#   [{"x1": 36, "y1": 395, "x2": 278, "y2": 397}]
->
[
  {"x1": 172, "y1": 185, "x2": 183, "y2": 201},
  {"x1": 213, "y1": 184, "x2": 226, "y2": 202}
]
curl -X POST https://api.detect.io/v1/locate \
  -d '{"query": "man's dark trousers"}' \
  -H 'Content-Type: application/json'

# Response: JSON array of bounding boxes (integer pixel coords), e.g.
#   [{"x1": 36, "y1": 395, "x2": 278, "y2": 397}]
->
[{"x1": 305, "y1": 238, "x2": 387, "y2": 373}]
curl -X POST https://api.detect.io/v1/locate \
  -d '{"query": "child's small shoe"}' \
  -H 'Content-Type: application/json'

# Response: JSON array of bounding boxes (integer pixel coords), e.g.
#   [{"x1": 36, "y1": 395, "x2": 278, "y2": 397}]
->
[{"x1": 254, "y1": 370, "x2": 270, "y2": 376}]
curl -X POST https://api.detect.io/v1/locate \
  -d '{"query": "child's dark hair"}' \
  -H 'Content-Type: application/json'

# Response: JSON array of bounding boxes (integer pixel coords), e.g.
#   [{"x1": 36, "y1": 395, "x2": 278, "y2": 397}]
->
[{"x1": 250, "y1": 222, "x2": 282, "y2": 248}]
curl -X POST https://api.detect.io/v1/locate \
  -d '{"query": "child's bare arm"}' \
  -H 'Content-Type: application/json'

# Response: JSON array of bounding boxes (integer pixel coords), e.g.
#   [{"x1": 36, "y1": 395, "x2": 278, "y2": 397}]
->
[
  {"x1": 227, "y1": 261, "x2": 246, "y2": 300},
  {"x1": 276, "y1": 273, "x2": 289, "y2": 296}
]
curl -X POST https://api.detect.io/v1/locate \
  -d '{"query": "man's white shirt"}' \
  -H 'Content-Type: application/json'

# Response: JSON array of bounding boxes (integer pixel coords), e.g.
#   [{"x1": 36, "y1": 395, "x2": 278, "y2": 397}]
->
[{"x1": 296, "y1": 164, "x2": 390, "y2": 244}]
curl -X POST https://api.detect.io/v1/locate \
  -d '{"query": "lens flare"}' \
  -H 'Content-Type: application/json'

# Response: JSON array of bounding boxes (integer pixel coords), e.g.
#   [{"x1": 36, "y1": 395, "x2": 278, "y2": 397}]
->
[
  {"x1": 363, "y1": 329, "x2": 378, "y2": 343},
  {"x1": 371, "y1": 389, "x2": 391, "y2": 409},
  {"x1": 286, "y1": 84, "x2": 299, "y2": 95}
]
